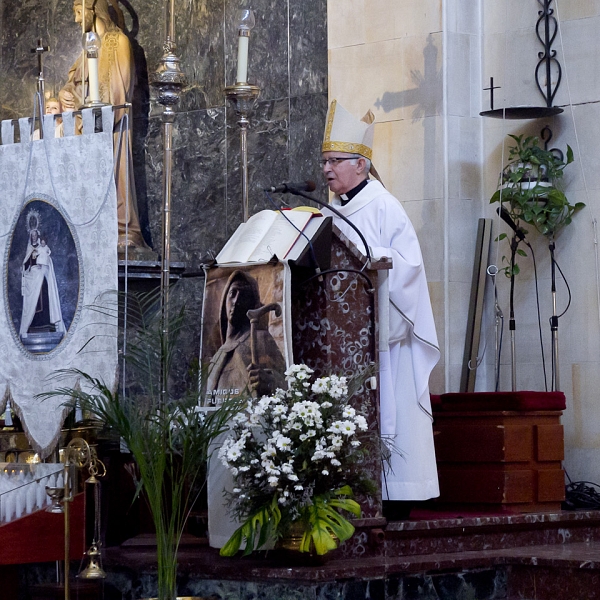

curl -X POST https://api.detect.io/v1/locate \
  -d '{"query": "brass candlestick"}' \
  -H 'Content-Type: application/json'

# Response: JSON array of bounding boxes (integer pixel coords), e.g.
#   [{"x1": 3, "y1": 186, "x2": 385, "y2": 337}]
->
[
  {"x1": 46, "y1": 438, "x2": 98, "y2": 600},
  {"x1": 225, "y1": 83, "x2": 260, "y2": 223}
]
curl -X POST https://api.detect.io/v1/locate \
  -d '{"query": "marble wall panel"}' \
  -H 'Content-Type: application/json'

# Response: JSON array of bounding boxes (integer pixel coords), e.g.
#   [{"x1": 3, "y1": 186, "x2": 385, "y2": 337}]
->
[
  {"x1": 289, "y1": 0, "x2": 328, "y2": 98},
  {"x1": 288, "y1": 92, "x2": 329, "y2": 197},
  {"x1": 176, "y1": 0, "x2": 226, "y2": 112}
]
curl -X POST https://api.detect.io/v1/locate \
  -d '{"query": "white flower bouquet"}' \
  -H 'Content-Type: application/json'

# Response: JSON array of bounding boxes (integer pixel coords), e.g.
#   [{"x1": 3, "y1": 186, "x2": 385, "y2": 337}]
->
[{"x1": 219, "y1": 363, "x2": 373, "y2": 557}]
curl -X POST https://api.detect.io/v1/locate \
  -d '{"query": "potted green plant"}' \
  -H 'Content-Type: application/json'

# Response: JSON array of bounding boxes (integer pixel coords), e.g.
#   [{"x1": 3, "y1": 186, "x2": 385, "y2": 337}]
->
[
  {"x1": 218, "y1": 363, "x2": 375, "y2": 558},
  {"x1": 46, "y1": 293, "x2": 240, "y2": 600},
  {"x1": 490, "y1": 134, "x2": 584, "y2": 241}
]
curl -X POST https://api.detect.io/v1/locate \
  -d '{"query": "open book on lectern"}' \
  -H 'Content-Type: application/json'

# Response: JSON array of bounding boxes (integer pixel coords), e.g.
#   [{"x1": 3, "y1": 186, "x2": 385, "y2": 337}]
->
[{"x1": 216, "y1": 208, "x2": 331, "y2": 266}]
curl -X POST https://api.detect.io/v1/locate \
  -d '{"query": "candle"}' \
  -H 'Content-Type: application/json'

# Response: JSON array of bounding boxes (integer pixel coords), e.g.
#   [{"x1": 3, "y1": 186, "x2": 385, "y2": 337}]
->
[
  {"x1": 235, "y1": 9, "x2": 256, "y2": 84},
  {"x1": 236, "y1": 33, "x2": 249, "y2": 84},
  {"x1": 88, "y1": 57, "x2": 100, "y2": 103},
  {"x1": 83, "y1": 31, "x2": 102, "y2": 104}
]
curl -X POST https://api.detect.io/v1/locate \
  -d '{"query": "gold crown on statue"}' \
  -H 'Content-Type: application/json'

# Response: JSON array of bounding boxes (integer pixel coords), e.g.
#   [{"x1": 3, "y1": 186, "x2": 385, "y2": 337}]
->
[
  {"x1": 322, "y1": 99, "x2": 375, "y2": 160},
  {"x1": 25, "y1": 208, "x2": 41, "y2": 234}
]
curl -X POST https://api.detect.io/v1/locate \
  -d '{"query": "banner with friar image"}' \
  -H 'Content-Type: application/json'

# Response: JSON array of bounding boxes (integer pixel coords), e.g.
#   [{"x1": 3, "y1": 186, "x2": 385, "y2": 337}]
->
[{"x1": 0, "y1": 107, "x2": 118, "y2": 458}]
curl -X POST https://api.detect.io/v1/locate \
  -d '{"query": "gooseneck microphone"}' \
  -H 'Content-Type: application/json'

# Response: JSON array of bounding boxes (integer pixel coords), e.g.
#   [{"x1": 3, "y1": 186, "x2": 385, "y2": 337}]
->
[
  {"x1": 265, "y1": 179, "x2": 372, "y2": 265},
  {"x1": 265, "y1": 181, "x2": 317, "y2": 194},
  {"x1": 497, "y1": 206, "x2": 526, "y2": 241}
]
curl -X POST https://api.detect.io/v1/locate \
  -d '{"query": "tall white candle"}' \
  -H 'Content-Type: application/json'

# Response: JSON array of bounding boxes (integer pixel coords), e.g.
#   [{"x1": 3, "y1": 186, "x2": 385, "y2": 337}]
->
[
  {"x1": 234, "y1": 10, "x2": 255, "y2": 84},
  {"x1": 88, "y1": 56, "x2": 100, "y2": 103},
  {"x1": 236, "y1": 32, "x2": 249, "y2": 84}
]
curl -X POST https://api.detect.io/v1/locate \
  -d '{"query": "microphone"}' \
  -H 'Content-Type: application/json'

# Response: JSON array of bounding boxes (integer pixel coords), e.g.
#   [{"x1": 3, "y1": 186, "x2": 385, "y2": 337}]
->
[
  {"x1": 497, "y1": 206, "x2": 526, "y2": 241},
  {"x1": 265, "y1": 180, "x2": 316, "y2": 194}
]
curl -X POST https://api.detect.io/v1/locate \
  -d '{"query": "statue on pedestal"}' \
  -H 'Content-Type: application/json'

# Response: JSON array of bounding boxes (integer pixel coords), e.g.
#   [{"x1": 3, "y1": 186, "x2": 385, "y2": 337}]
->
[{"x1": 59, "y1": 0, "x2": 151, "y2": 256}]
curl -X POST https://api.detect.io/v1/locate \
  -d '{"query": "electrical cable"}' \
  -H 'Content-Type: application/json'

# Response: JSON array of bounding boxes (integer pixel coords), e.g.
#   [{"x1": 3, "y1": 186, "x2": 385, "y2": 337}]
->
[
  {"x1": 528, "y1": 241, "x2": 549, "y2": 391},
  {"x1": 563, "y1": 470, "x2": 600, "y2": 510}
]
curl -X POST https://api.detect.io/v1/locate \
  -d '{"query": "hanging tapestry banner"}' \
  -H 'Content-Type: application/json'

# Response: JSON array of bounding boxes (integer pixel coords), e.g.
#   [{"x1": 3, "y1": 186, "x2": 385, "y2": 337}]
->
[{"x1": 0, "y1": 106, "x2": 119, "y2": 458}]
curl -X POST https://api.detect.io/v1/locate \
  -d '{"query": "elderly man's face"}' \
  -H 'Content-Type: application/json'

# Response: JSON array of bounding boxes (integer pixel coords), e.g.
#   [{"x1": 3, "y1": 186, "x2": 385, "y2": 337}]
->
[{"x1": 321, "y1": 152, "x2": 367, "y2": 196}]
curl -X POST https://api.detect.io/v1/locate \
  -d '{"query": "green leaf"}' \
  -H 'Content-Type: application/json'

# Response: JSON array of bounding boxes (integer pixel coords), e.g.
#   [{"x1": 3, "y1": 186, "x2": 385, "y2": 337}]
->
[{"x1": 220, "y1": 498, "x2": 282, "y2": 557}]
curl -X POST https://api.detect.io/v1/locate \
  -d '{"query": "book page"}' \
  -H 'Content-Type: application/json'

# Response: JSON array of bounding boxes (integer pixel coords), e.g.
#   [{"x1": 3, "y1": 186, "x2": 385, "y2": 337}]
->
[
  {"x1": 247, "y1": 211, "x2": 314, "y2": 262},
  {"x1": 216, "y1": 210, "x2": 278, "y2": 264}
]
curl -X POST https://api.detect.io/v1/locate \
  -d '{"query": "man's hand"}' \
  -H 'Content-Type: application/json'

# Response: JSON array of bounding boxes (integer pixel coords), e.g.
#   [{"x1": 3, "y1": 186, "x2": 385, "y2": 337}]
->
[{"x1": 247, "y1": 363, "x2": 278, "y2": 397}]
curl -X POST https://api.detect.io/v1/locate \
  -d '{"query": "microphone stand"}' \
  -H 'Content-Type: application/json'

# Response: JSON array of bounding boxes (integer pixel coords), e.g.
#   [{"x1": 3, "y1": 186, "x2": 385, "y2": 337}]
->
[
  {"x1": 549, "y1": 240, "x2": 560, "y2": 391},
  {"x1": 509, "y1": 232, "x2": 519, "y2": 391}
]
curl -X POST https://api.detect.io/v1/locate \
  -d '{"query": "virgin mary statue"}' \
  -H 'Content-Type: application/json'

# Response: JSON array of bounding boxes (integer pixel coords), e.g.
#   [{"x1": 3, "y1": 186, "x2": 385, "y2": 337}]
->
[{"x1": 19, "y1": 228, "x2": 65, "y2": 341}]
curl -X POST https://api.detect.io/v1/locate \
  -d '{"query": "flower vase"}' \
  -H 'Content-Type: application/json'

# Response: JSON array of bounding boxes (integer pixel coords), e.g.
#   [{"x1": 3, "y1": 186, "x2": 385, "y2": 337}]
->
[{"x1": 274, "y1": 522, "x2": 338, "y2": 566}]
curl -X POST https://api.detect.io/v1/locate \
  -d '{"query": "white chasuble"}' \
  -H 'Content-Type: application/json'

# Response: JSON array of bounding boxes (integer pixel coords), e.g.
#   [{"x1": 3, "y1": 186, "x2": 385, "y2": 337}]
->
[{"x1": 325, "y1": 180, "x2": 440, "y2": 500}]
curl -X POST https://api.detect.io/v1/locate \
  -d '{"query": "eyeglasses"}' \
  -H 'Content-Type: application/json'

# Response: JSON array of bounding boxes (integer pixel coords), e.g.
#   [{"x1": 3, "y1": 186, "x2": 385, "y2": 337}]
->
[{"x1": 319, "y1": 157, "x2": 357, "y2": 167}]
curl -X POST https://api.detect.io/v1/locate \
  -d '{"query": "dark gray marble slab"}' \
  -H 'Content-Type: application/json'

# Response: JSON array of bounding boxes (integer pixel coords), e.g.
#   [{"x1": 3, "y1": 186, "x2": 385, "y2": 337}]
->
[{"x1": 289, "y1": 0, "x2": 327, "y2": 98}]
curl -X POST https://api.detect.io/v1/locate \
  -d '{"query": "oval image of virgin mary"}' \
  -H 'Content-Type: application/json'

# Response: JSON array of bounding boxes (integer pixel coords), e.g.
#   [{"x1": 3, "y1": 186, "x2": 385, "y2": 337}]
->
[{"x1": 6, "y1": 200, "x2": 80, "y2": 355}]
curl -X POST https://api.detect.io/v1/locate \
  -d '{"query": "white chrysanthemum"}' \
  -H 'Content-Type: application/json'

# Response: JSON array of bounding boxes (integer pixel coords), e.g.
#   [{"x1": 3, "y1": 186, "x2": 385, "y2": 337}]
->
[
  {"x1": 351, "y1": 440, "x2": 361, "y2": 447},
  {"x1": 327, "y1": 422, "x2": 343, "y2": 434},
  {"x1": 331, "y1": 458, "x2": 341, "y2": 467},
  {"x1": 311, "y1": 379, "x2": 328, "y2": 393},
  {"x1": 329, "y1": 434, "x2": 343, "y2": 449},
  {"x1": 340, "y1": 420, "x2": 357, "y2": 436},
  {"x1": 226, "y1": 447, "x2": 241, "y2": 461},
  {"x1": 354, "y1": 415, "x2": 368, "y2": 431},
  {"x1": 275, "y1": 435, "x2": 292, "y2": 452},
  {"x1": 268, "y1": 476, "x2": 279, "y2": 487},
  {"x1": 342, "y1": 406, "x2": 356, "y2": 418},
  {"x1": 322, "y1": 469, "x2": 329, "y2": 475}
]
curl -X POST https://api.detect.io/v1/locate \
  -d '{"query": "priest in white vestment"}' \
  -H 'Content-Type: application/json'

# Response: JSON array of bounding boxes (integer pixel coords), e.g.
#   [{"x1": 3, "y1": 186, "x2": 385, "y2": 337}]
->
[{"x1": 321, "y1": 100, "x2": 440, "y2": 508}]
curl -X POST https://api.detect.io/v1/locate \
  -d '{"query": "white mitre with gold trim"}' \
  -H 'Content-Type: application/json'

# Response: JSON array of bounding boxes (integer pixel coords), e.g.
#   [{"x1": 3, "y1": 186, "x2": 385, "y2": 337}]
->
[{"x1": 322, "y1": 99, "x2": 375, "y2": 160}]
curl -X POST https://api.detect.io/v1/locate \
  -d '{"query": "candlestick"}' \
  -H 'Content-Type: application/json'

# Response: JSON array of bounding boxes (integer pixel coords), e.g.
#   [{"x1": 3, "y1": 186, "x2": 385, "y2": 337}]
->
[{"x1": 235, "y1": 9, "x2": 255, "y2": 84}]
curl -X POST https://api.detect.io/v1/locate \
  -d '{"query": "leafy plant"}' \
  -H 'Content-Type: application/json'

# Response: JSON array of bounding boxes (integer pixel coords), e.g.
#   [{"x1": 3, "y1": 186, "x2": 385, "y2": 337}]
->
[
  {"x1": 490, "y1": 134, "x2": 584, "y2": 276},
  {"x1": 491, "y1": 134, "x2": 583, "y2": 239},
  {"x1": 218, "y1": 364, "x2": 373, "y2": 557}
]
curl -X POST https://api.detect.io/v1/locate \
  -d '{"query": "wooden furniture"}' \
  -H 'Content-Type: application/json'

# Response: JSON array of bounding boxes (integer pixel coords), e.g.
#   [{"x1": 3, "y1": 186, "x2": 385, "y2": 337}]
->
[{"x1": 433, "y1": 393, "x2": 566, "y2": 512}]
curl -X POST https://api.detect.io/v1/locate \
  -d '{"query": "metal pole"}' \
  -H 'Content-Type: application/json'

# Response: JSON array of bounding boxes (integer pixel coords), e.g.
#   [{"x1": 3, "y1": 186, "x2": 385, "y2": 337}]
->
[
  {"x1": 150, "y1": 22, "x2": 186, "y2": 400},
  {"x1": 224, "y1": 83, "x2": 260, "y2": 223},
  {"x1": 509, "y1": 234, "x2": 519, "y2": 391},
  {"x1": 160, "y1": 109, "x2": 175, "y2": 399},
  {"x1": 549, "y1": 241, "x2": 560, "y2": 391},
  {"x1": 240, "y1": 115, "x2": 250, "y2": 222},
  {"x1": 64, "y1": 466, "x2": 70, "y2": 600}
]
